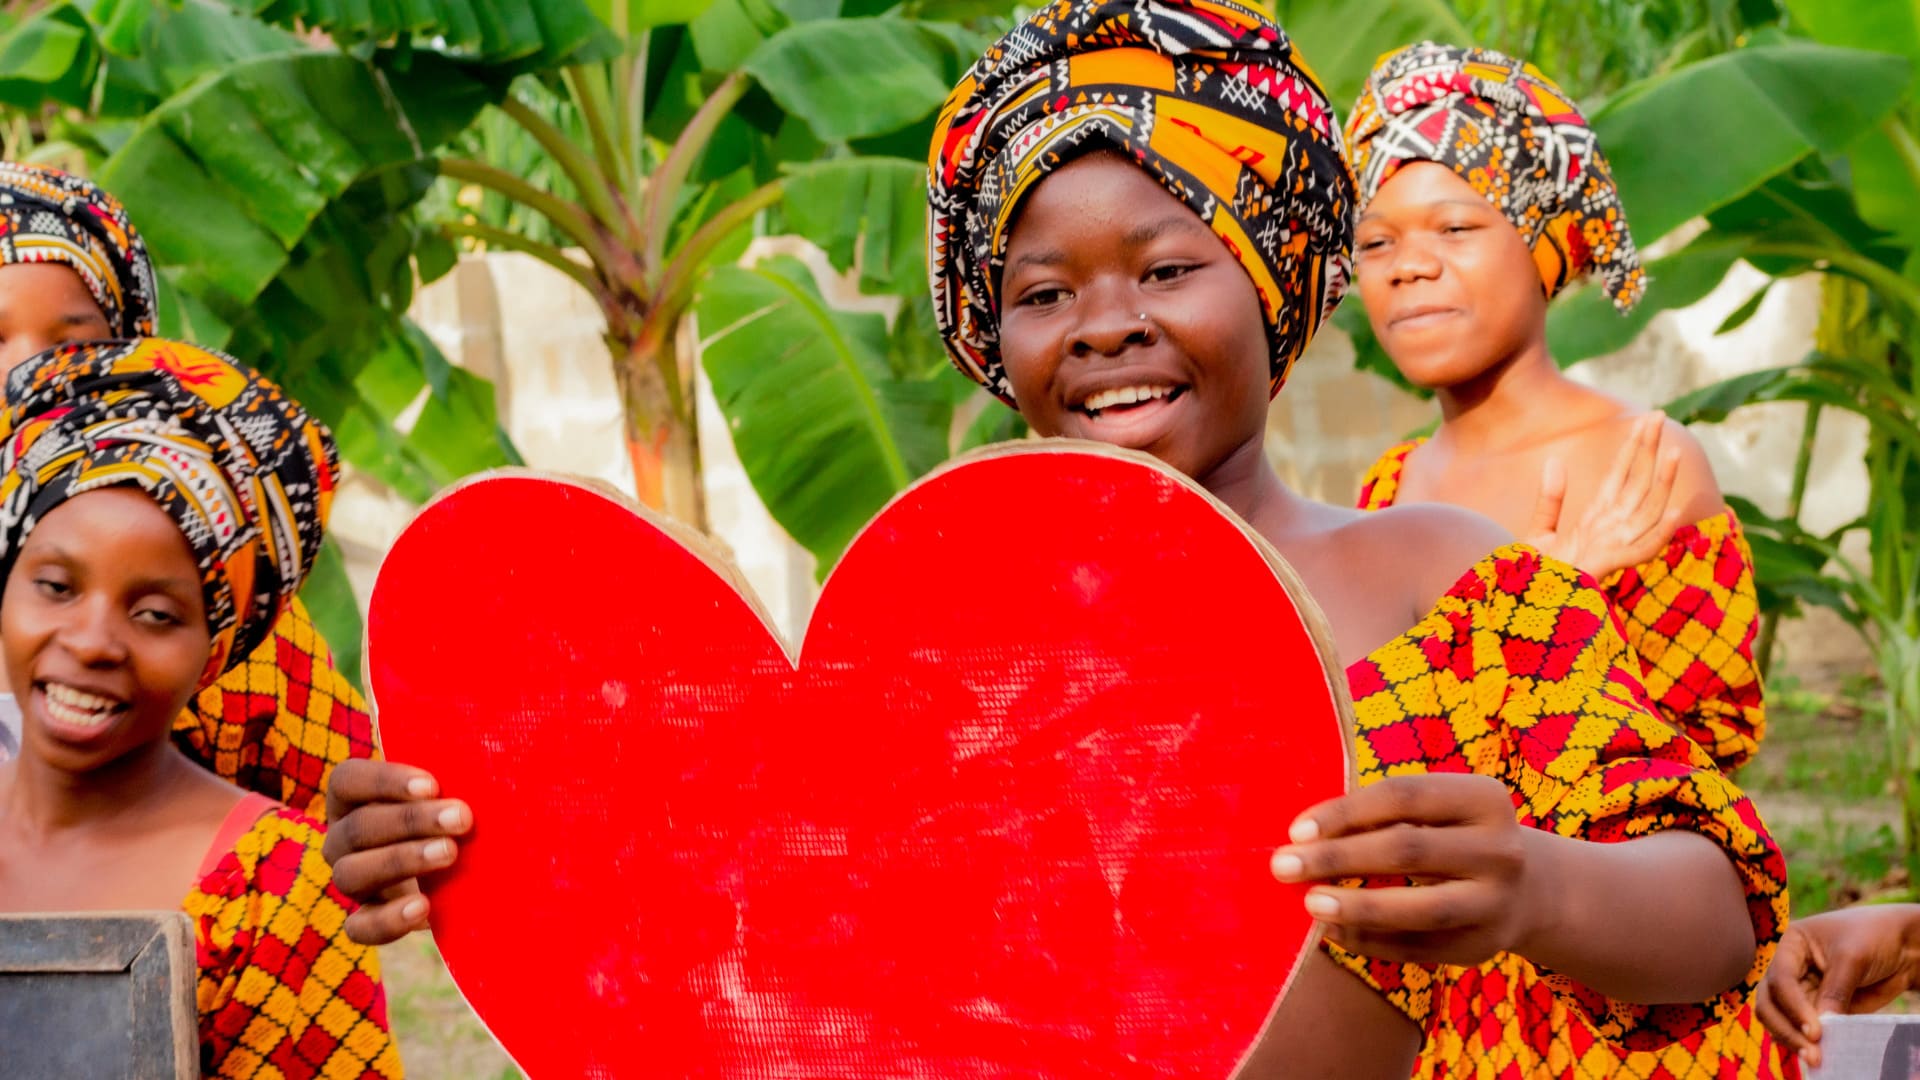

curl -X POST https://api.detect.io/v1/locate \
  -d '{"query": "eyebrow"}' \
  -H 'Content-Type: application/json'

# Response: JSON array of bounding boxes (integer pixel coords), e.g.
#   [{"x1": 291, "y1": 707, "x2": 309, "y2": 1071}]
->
[
  {"x1": 1008, "y1": 214, "x2": 1209, "y2": 272},
  {"x1": 29, "y1": 542, "x2": 198, "y2": 595},
  {"x1": 1359, "y1": 198, "x2": 1494, "y2": 224}
]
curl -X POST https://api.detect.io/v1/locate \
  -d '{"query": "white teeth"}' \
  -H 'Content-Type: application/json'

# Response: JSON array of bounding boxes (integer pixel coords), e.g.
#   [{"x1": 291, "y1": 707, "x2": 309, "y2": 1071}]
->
[
  {"x1": 1083, "y1": 385, "x2": 1175, "y2": 414},
  {"x1": 44, "y1": 683, "x2": 120, "y2": 731}
]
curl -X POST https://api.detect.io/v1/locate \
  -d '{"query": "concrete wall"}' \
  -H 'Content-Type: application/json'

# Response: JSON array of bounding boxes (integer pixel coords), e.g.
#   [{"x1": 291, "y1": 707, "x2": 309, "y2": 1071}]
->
[{"x1": 325, "y1": 248, "x2": 1872, "y2": 682}]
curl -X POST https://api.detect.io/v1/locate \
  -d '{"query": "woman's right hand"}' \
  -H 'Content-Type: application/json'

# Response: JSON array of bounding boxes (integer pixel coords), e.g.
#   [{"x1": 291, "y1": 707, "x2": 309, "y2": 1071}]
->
[{"x1": 322, "y1": 759, "x2": 473, "y2": 946}]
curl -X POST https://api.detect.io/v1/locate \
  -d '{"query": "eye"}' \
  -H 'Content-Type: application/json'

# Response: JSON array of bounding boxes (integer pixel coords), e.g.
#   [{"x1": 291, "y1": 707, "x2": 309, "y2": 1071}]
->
[
  {"x1": 133, "y1": 607, "x2": 183, "y2": 628},
  {"x1": 1441, "y1": 223, "x2": 1479, "y2": 236},
  {"x1": 33, "y1": 577, "x2": 71, "y2": 599},
  {"x1": 1145, "y1": 262, "x2": 1197, "y2": 284},
  {"x1": 1017, "y1": 286, "x2": 1070, "y2": 308},
  {"x1": 1357, "y1": 236, "x2": 1391, "y2": 253}
]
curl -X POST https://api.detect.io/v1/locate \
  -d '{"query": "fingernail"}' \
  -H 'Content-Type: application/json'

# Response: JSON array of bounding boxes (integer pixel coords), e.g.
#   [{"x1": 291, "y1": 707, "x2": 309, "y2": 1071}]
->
[
  {"x1": 425, "y1": 839, "x2": 455, "y2": 864},
  {"x1": 1289, "y1": 818, "x2": 1320, "y2": 843},
  {"x1": 438, "y1": 805, "x2": 466, "y2": 831},
  {"x1": 407, "y1": 776, "x2": 435, "y2": 798},
  {"x1": 1271, "y1": 851, "x2": 1304, "y2": 880},
  {"x1": 402, "y1": 897, "x2": 428, "y2": 923},
  {"x1": 1305, "y1": 892, "x2": 1339, "y2": 918}
]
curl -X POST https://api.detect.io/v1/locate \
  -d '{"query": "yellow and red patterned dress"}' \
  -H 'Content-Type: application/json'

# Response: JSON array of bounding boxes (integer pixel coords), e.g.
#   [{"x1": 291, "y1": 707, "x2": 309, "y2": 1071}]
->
[
  {"x1": 1355, "y1": 444, "x2": 1791, "y2": 1079},
  {"x1": 173, "y1": 598, "x2": 380, "y2": 820},
  {"x1": 188, "y1": 795, "x2": 402, "y2": 1079}
]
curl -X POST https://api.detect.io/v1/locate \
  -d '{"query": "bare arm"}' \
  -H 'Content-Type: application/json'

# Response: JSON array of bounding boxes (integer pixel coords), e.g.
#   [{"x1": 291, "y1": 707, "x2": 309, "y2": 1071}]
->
[
  {"x1": 1516, "y1": 829, "x2": 1753, "y2": 1004},
  {"x1": 1274, "y1": 776, "x2": 1755, "y2": 1007},
  {"x1": 1234, "y1": 951, "x2": 1420, "y2": 1079}
]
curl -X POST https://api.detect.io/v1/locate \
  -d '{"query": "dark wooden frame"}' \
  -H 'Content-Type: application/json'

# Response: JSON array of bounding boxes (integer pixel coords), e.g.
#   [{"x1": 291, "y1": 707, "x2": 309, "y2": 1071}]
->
[{"x1": 0, "y1": 912, "x2": 198, "y2": 1079}]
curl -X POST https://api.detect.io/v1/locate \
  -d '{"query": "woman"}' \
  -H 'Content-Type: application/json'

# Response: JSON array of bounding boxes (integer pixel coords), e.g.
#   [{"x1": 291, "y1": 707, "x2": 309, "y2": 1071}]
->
[
  {"x1": 1344, "y1": 46, "x2": 1765, "y2": 774},
  {"x1": 0, "y1": 162, "x2": 376, "y2": 814},
  {"x1": 0, "y1": 338, "x2": 400, "y2": 1078},
  {"x1": 1343, "y1": 45, "x2": 1790, "y2": 1078},
  {"x1": 324, "y1": 4, "x2": 1785, "y2": 1074}
]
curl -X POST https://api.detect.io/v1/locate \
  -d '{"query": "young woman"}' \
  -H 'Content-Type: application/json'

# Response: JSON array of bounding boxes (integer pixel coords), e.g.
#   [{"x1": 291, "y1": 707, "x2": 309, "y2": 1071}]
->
[
  {"x1": 323, "y1": 3, "x2": 1785, "y2": 1075},
  {"x1": 1343, "y1": 44, "x2": 1789, "y2": 1077},
  {"x1": 0, "y1": 162, "x2": 375, "y2": 813},
  {"x1": 1344, "y1": 46, "x2": 1764, "y2": 775},
  {"x1": 0, "y1": 338, "x2": 400, "y2": 1078}
]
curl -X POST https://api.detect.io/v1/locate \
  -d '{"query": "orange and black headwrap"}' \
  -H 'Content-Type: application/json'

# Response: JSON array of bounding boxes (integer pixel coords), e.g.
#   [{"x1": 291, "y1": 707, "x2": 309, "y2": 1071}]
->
[
  {"x1": 927, "y1": 0, "x2": 1356, "y2": 404},
  {"x1": 0, "y1": 162, "x2": 158, "y2": 336},
  {"x1": 1345, "y1": 43, "x2": 1645, "y2": 311},
  {"x1": 0, "y1": 339, "x2": 338, "y2": 686}
]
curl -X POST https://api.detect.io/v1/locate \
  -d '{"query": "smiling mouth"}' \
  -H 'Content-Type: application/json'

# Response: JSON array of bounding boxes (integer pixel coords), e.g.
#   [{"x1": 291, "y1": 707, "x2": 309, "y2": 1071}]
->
[
  {"x1": 1075, "y1": 383, "x2": 1188, "y2": 419},
  {"x1": 38, "y1": 681, "x2": 130, "y2": 734},
  {"x1": 1389, "y1": 308, "x2": 1460, "y2": 330}
]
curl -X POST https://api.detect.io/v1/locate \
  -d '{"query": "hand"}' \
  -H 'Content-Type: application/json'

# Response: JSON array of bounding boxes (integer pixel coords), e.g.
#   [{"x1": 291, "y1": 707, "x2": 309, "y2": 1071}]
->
[
  {"x1": 1268, "y1": 774, "x2": 1542, "y2": 967},
  {"x1": 1756, "y1": 905, "x2": 1920, "y2": 1068},
  {"x1": 1526, "y1": 412, "x2": 1684, "y2": 583},
  {"x1": 322, "y1": 759, "x2": 473, "y2": 946}
]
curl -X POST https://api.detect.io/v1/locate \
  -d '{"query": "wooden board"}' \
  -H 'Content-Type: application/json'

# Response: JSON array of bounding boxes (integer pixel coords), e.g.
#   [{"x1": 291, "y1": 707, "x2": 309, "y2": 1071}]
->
[
  {"x1": 1808, "y1": 1014, "x2": 1920, "y2": 1079},
  {"x1": 368, "y1": 441, "x2": 1356, "y2": 1078},
  {"x1": 0, "y1": 912, "x2": 198, "y2": 1079}
]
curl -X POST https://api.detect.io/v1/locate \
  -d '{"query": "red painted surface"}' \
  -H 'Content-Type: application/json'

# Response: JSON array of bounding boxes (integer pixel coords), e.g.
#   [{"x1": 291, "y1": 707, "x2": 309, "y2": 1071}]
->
[{"x1": 369, "y1": 448, "x2": 1350, "y2": 1079}]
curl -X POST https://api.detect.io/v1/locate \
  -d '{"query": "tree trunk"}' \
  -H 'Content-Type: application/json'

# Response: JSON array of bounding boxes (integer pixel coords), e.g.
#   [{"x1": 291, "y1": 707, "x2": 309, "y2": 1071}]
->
[{"x1": 617, "y1": 318, "x2": 706, "y2": 529}]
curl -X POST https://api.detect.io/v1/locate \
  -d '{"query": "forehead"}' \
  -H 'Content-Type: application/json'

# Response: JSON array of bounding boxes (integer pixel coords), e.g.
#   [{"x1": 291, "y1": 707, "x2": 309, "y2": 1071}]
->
[
  {"x1": 0, "y1": 261, "x2": 104, "y2": 308},
  {"x1": 23, "y1": 486, "x2": 194, "y2": 569},
  {"x1": 1007, "y1": 154, "x2": 1205, "y2": 248},
  {"x1": 1361, "y1": 160, "x2": 1495, "y2": 217}
]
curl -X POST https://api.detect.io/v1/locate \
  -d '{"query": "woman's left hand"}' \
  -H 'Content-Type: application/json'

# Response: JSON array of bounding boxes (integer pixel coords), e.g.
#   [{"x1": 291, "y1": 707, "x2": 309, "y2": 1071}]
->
[{"x1": 1269, "y1": 773, "x2": 1543, "y2": 967}]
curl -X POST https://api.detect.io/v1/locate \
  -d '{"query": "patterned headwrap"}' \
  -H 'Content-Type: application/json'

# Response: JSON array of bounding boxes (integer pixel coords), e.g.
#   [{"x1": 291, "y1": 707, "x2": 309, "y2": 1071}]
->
[
  {"x1": 0, "y1": 162, "x2": 159, "y2": 337},
  {"x1": 928, "y1": 0, "x2": 1356, "y2": 404},
  {"x1": 0, "y1": 339, "x2": 338, "y2": 684},
  {"x1": 1345, "y1": 43, "x2": 1645, "y2": 312}
]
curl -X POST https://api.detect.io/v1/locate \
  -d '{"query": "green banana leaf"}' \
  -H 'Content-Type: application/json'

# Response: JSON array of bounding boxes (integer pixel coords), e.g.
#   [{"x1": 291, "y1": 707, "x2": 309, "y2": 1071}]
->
[
  {"x1": 779, "y1": 156, "x2": 926, "y2": 294},
  {"x1": 744, "y1": 17, "x2": 954, "y2": 142},
  {"x1": 697, "y1": 255, "x2": 956, "y2": 568},
  {"x1": 210, "y1": 0, "x2": 620, "y2": 65},
  {"x1": 1594, "y1": 42, "x2": 1911, "y2": 245}
]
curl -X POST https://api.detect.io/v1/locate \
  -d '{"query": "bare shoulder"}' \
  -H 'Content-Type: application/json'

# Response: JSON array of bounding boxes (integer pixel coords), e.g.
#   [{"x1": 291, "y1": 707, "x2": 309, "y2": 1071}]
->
[
  {"x1": 1341, "y1": 502, "x2": 1514, "y2": 609},
  {"x1": 1656, "y1": 414, "x2": 1727, "y2": 523}
]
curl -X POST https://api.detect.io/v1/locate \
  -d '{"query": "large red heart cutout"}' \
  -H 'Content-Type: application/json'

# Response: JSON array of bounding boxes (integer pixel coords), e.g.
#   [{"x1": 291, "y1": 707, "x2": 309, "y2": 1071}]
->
[{"x1": 368, "y1": 444, "x2": 1353, "y2": 1079}]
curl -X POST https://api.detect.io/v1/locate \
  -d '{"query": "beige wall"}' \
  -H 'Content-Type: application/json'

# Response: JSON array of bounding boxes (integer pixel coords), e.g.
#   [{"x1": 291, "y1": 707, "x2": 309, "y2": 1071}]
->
[{"x1": 329, "y1": 248, "x2": 1870, "y2": 681}]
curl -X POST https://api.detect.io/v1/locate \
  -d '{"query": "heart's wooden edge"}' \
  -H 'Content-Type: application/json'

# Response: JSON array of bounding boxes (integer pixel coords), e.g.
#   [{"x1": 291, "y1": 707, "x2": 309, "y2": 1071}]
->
[{"x1": 362, "y1": 441, "x2": 1361, "y2": 1073}]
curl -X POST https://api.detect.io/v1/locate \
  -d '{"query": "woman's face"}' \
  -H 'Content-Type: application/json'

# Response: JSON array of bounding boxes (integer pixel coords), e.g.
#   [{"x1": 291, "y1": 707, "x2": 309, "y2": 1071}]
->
[
  {"x1": 0, "y1": 263, "x2": 113, "y2": 378},
  {"x1": 1353, "y1": 161, "x2": 1548, "y2": 390},
  {"x1": 2, "y1": 486, "x2": 211, "y2": 774},
  {"x1": 997, "y1": 152, "x2": 1272, "y2": 484}
]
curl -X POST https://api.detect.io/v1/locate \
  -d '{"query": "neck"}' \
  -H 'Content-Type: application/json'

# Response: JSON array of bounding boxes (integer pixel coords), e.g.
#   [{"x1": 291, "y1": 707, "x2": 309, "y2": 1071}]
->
[
  {"x1": 1195, "y1": 433, "x2": 1304, "y2": 529},
  {"x1": 1430, "y1": 333, "x2": 1571, "y2": 454},
  {"x1": 4, "y1": 737, "x2": 192, "y2": 834}
]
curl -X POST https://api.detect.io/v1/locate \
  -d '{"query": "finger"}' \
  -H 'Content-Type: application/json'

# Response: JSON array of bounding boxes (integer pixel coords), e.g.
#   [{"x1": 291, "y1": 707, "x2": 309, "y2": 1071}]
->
[
  {"x1": 1620, "y1": 440, "x2": 1681, "y2": 526},
  {"x1": 1303, "y1": 881, "x2": 1503, "y2": 935},
  {"x1": 1526, "y1": 459, "x2": 1569, "y2": 545},
  {"x1": 1289, "y1": 774, "x2": 1512, "y2": 842},
  {"x1": 1611, "y1": 415, "x2": 1666, "y2": 522},
  {"x1": 1591, "y1": 412, "x2": 1659, "y2": 513},
  {"x1": 1273, "y1": 823, "x2": 1517, "y2": 885},
  {"x1": 326, "y1": 759, "x2": 442, "y2": 821},
  {"x1": 321, "y1": 798, "x2": 471, "y2": 865},
  {"x1": 1815, "y1": 950, "x2": 1871, "y2": 1018},
  {"x1": 343, "y1": 892, "x2": 433, "y2": 947},
  {"x1": 1317, "y1": 912, "x2": 1501, "y2": 967},
  {"x1": 1757, "y1": 975, "x2": 1816, "y2": 1056},
  {"x1": 330, "y1": 835, "x2": 461, "y2": 902}
]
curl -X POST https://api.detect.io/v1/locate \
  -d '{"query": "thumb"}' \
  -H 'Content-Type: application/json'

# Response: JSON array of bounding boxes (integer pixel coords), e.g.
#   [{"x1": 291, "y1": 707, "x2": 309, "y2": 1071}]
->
[{"x1": 1527, "y1": 458, "x2": 1569, "y2": 543}]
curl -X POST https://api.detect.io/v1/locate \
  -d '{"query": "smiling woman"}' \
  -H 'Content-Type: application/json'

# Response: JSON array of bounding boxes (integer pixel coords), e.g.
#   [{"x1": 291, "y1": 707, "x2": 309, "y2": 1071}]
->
[{"x1": 0, "y1": 339, "x2": 400, "y2": 1079}]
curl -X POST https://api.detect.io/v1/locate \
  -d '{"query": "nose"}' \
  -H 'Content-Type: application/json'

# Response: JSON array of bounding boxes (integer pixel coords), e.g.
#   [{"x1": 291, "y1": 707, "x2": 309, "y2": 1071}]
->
[
  {"x1": 57, "y1": 596, "x2": 130, "y2": 669},
  {"x1": 1387, "y1": 235, "x2": 1443, "y2": 286},
  {"x1": 1070, "y1": 284, "x2": 1158, "y2": 357}
]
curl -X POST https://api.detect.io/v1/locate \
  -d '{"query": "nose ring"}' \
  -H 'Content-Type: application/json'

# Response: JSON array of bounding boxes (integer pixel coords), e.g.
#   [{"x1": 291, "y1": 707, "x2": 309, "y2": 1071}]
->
[{"x1": 1137, "y1": 312, "x2": 1148, "y2": 321}]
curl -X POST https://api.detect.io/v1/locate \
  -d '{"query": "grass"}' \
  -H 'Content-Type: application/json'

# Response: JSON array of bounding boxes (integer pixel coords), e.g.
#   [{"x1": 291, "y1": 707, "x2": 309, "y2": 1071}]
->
[
  {"x1": 378, "y1": 674, "x2": 1910, "y2": 1072},
  {"x1": 1739, "y1": 674, "x2": 1912, "y2": 915}
]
